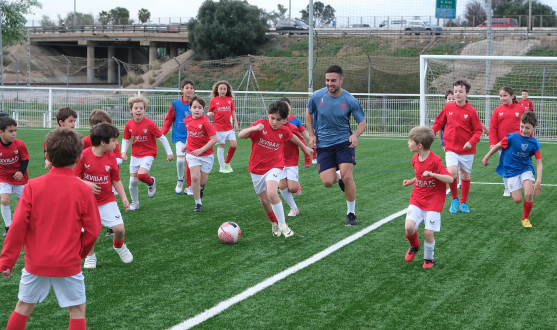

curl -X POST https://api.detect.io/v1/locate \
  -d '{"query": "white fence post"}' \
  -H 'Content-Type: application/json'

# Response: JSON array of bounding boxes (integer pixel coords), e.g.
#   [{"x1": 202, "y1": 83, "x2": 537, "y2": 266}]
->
[{"x1": 48, "y1": 88, "x2": 52, "y2": 128}]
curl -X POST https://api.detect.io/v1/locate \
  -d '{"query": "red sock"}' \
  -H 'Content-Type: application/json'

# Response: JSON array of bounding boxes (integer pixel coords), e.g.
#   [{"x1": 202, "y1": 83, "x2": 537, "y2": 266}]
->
[
  {"x1": 449, "y1": 178, "x2": 459, "y2": 199},
  {"x1": 68, "y1": 318, "x2": 86, "y2": 330},
  {"x1": 186, "y1": 162, "x2": 192, "y2": 187},
  {"x1": 224, "y1": 147, "x2": 236, "y2": 164},
  {"x1": 460, "y1": 179, "x2": 471, "y2": 204},
  {"x1": 6, "y1": 311, "x2": 28, "y2": 330},
  {"x1": 113, "y1": 237, "x2": 125, "y2": 249},
  {"x1": 137, "y1": 173, "x2": 153, "y2": 185},
  {"x1": 405, "y1": 232, "x2": 420, "y2": 248},
  {"x1": 312, "y1": 148, "x2": 317, "y2": 159},
  {"x1": 266, "y1": 211, "x2": 278, "y2": 223},
  {"x1": 523, "y1": 201, "x2": 533, "y2": 219}
]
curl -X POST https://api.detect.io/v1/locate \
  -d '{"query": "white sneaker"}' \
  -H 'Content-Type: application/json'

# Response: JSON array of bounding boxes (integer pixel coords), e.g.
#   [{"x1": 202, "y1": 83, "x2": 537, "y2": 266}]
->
[
  {"x1": 129, "y1": 203, "x2": 139, "y2": 211},
  {"x1": 175, "y1": 179, "x2": 184, "y2": 194},
  {"x1": 311, "y1": 159, "x2": 317, "y2": 164},
  {"x1": 295, "y1": 185, "x2": 302, "y2": 196},
  {"x1": 114, "y1": 244, "x2": 133, "y2": 263},
  {"x1": 147, "y1": 177, "x2": 156, "y2": 198},
  {"x1": 503, "y1": 188, "x2": 511, "y2": 197},
  {"x1": 271, "y1": 223, "x2": 281, "y2": 237},
  {"x1": 84, "y1": 254, "x2": 97, "y2": 269},
  {"x1": 184, "y1": 186, "x2": 194, "y2": 196},
  {"x1": 288, "y1": 208, "x2": 299, "y2": 217},
  {"x1": 279, "y1": 223, "x2": 294, "y2": 238}
]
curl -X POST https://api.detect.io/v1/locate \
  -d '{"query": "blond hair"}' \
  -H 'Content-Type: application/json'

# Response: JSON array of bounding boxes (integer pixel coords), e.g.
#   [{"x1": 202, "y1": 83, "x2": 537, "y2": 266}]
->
[
  {"x1": 408, "y1": 126, "x2": 435, "y2": 150},
  {"x1": 127, "y1": 96, "x2": 149, "y2": 109},
  {"x1": 89, "y1": 109, "x2": 112, "y2": 127}
]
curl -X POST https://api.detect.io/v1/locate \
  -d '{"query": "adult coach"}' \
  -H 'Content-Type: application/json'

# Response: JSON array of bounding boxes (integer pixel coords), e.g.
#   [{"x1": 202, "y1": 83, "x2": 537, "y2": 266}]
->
[{"x1": 305, "y1": 65, "x2": 366, "y2": 226}]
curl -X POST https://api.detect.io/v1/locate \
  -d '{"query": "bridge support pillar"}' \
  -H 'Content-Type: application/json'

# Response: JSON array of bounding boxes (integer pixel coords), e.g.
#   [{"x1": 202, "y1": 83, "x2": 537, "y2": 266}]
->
[
  {"x1": 87, "y1": 44, "x2": 95, "y2": 83},
  {"x1": 108, "y1": 46, "x2": 116, "y2": 84},
  {"x1": 149, "y1": 44, "x2": 157, "y2": 70},
  {"x1": 170, "y1": 45, "x2": 177, "y2": 59},
  {"x1": 128, "y1": 47, "x2": 133, "y2": 64}
]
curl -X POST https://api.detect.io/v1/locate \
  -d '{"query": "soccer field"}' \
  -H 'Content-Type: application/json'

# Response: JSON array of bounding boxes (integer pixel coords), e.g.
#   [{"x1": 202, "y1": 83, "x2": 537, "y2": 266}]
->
[{"x1": 2, "y1": 129, "x2": 557, "y2": 329}]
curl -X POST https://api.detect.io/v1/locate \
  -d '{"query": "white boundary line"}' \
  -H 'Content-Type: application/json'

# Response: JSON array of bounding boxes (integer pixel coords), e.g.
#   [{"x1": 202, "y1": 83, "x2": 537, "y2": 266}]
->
[
  {"x1": 471, "y1": 181, "x2": 557, "y2": 187},
  {"x1": 167, "y1": 208, "x2": 409, "y2": 330}
]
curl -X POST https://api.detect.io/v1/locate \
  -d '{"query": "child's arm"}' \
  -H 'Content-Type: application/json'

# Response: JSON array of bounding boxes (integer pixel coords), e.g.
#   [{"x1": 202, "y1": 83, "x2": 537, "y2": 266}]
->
[
  {"x1": 191, "y1": 135, "x2": 218, "y2": 157},
  {"x1": 305, "y1": 108, "x2": 316, "y2": 148},
  {"x1": 464, "y1": 113, "x2": 484, "y2": 149},
  {"x1": 481, "y1": 141, "x2": 502, "y2": 166},
  {"x1": 78, "y1": 179, "x2": 101, "y2": 195},
  {"x1": 301, "y1": 129, "x2": 310, "y2": 141},
  {"x1": 238, "y1": 123, "x2": 264, "y2": 139},
  {"x1": 121, "y1": 139, "x2": 130, "y2": 161},
  {"x1": 482, "y1": 123, "x2": 489, "y2": 136},
  {"x1": 488, "y1": 111, "x2": 499, "y2": 148},
  {"x1": 289, "y1": 134, "x2": 313, "y2": 156},
  {"x1": 80, "y1": 192, "x2": 102, "y2": 259},
  {"x1": 422, "y1": 171, "x2": 453, "y2": 183},
  {"x1": 14, "y1": 159, "x2": 29, "y2": 181},
  {"x1": 157, "y1": 135, "x2": 174, "y2": 161},
  {"x1": 534, "y1": 157, "x2": 543, "y2": 196},
  {"x1": 207, "y1": 100, "x2": 215, "y2": 118},
  {"x1": 437, "y1": 130, "x2": 443, "y2": 146},
  {"x1": 113, "y1": 180, "x2": 130, "y2": 211},
  {"x1": 231, "y1": 109, "x2": 238, "y2": 132},
  {"x1": 431, "y1": 108, "x2": 447, "y2": 135},
  {"x1": 402, "y1": 178, "x2": 416, "y2": 186},
  {"x1": 160, "y1": 107, "x2": 175, "y2": 136}
]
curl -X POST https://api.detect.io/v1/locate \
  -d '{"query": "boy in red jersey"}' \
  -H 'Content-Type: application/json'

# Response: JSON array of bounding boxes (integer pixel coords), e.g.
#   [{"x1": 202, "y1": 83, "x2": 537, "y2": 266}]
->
[
  {"x1": 207, "y1": 81, "x2": 238, "y2": 173},
  {"x1": 44, "y1": 107, "x2": 77, "y2": 170},
  {"x1": 432, "y1": 79, "x2": 483, "y2": 214},
  {"x1": 75, "y1": 123, "x2": 132, "y2": 269},
  {"x1": 181, "y1": 96, "x2": 218, "y2": 212},
  {"x1": 238, "y1": 101, "x2": 312, "y2": 238},
  {"x1": 1, "y1": 127, "x2": 101, "y2": 330},
  {"x1": 161, "y1": 79, "x2": 194, "y2": 195},
  {"x1": 121, "y1": 96, "x2": 174, "y2": 210},
  {"x1": 403, "y1": 126, "x2": 453, "y2": 269},
  {"x1": 0, "y1": 118, "x2": 29, "y2": 238},
  {"x1": 519, "y1": 89, "x2": 534, "y2": 111}
]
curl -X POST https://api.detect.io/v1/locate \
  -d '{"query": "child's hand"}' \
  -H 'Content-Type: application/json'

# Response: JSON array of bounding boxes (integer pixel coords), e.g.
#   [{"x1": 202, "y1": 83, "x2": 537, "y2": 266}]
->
[
  {"x1": 402, "y1": 179, "x2": 415, "y2": 187},
  {"x1": 45, "y1": 159, "x2": 52, "y2": 170},
  {"x1": 191, "y1": 149, "x2": 203, "y2": 156},
  {"x1": 463, "y1": 142, "x2": 472, "y2": 149},
  {"x1": 255, "y1": 123, "x2": 264, "y2": 131},
  {"x1": 422, "y1": 171, "x2": 432, "y2": 177},
  {"x1": 481, "y1": 157, "x2": 489, "y2": 166},
  {"x1": 167, "y1": 154, "x2": 174, "y2": 161},
  {"x1": 84, "y1": 181, "x2": 101, "y2": 194},
  {"x1": 121, "y1": 153, "x2": 128, "y2": 161},
  {"x1": 234, "y1": 122, "x2": 239, "y2": 132},
  {"x1": 304, "y1": 162, "x2": 311, "y2": 169},
  {"x1": 207, "y1": 112, "x2": 214, "y2": 118},
  {"x1": 534, "y1": 181, "x2": 542, "y2": 196},
  {"x1": 13, "y1": 171, "x2": 23, "y2": 181},
  {"x1": 2, "y1": 268, "x2": 11, "y2": 279},
  {"x1": 302, "y1": 146, "x2": 313, "y2": 156},
  {"x1": 122, "y1": 199, "x2": 130, "y2": 211}
]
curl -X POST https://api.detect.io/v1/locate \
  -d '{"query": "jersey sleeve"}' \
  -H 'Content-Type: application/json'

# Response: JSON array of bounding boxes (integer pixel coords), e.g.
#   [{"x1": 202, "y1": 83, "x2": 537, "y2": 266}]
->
[
  {"x1": 307, "y1": 94, "x2": 317, "y2": 114},
  {"x1": 489, "y1": 108, "x2": 499, "y2": 146},
  {"x1": 161, "y1": 106, "x2": 175, "y2": 136},
  {"x1": 431, "y1": 107, "x2": 447, "y2": 134},
  {"x1": 246, "y1": 120, "x2": 262, "y2": 140},
  {"x1": 500, "y1": 136, "x2": 509, "y2": 149},
  {"x1": 230, "y1": 99, "x2": 235, "y2": 111},
  {"x1": 123, "y1": 122, "x2": 131, "y2": 140},
  {"x1": 18, "y1": 141, "x2": 30, "y2": 161},
  {"x1": 204, "y1": 117, "x2": 217, "y2": 136},
  {"x1": 150, "y1": 120, "x2": 163, "y2": 139},
  {"x1": 113, "y1": 142, "x2": 122, "y2": 159},
  {"x1": 535, "y1": 150, "x2": 541, "y2": 160},
  {"x1": 435, "y1": 157, "x2": 451, "y2": 176},
  {"x1": 467, "y1": 111, "x2": 484, "y2": 146},
  {"x1": 350, "y1": 98, "x2": 366, "y2": 123},
  {"x1": 208, "y1": 98, "x2": 216, "y2": 114},
  {"x1": 284, "y1": 127, "x2": 294, "y2": 140},
  {"x1": 110, "y1": 156, "x2": 120, "y2": 182},
  {"x1": 74, "y1": 157, "x2": 84, "y2": 177}
]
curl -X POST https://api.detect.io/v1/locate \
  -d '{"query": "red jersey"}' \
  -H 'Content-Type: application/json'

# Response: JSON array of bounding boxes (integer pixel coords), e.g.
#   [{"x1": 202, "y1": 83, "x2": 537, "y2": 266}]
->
[
  {"x1": 432, "y1": 101, "x2": 483, "y2": 155},
  {"x1": 208, "y1": 96, "x2": 235, "y2": 131},
  {"x1": 0, "y1": 167, "x2": 101, "y2": 277},
  {"x1": 283, "y1": 122, "x2": 311, "y2": 167},
  {"x1": 519, "y1": 99, "x2": 533, "y2": 111},
  {"x1": 247, "y1": 119, "x2": 293, "y2": 175},
  {"x1": 410, "y1": 151, "x2": 451, "y2": 213},
  {"x1": 83, "y1": 135, "x2": 122, "y2": 159},
  {"x1": 184, "y1": 115, "x2": 217, "y2": 156},
  {"x1": 123, "y1": 117, "x2": 163, "y2": 158},
  {"x1": 489, "y1": 103, "x2": 525, "y2": 147},
  {"x1": 0, "y1": 139, "x2": 29, "y2": 185},
  {"x1": 74, "y1": 147, "x2": 120, "y2": 206}
]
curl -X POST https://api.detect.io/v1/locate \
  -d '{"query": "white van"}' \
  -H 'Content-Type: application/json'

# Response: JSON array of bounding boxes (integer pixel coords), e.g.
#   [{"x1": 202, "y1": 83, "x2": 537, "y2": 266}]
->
[{"x1": 379, "y1": 20, "x2": 406, "y2": 28}]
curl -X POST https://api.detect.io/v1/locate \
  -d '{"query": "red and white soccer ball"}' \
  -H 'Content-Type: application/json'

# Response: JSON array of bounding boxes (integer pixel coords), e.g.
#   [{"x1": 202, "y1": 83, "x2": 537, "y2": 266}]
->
[{"x1": 218, "y1": 222, "x2": 241, "y2": 244}]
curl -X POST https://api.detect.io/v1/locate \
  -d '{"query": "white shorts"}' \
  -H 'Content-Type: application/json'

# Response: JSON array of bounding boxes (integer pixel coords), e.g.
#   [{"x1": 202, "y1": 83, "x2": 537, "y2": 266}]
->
[
  {"x1": 251, "y1": 168, "x2": 285, "y2": 195},
  {"x1": 406, "y1": 205, "x2": 441, "y2": 232},
  {"x1": 504, "y1": 171, "x2": 535, "y2": 193},
  {"x1": 283, "y1": 166, "x2": 299, "y2": 182},
  {"x1": 98, "y1": 202, "x2": 124, "y2": 228},
  {"x1": 176, "y1": 141, "x2": 187, "y2": 157},
  {"x1": 0, "y1": 183, "x2": 25, "y2": 198},
  {"x1": 186, "y1": 153, "x2": 214, "y2": 174},
  {"x1": 129, "y1": 156, "x2": 155, "y2": 174},
  {"x1": 216, "y1": 130, "x2": 236, "y2": 145},
  {"x1": 445, "y1": 152, "x2": 474, "y2": 173},
  {"x1": 18, "y1": 268, "x2": 86, "y2": 308}
]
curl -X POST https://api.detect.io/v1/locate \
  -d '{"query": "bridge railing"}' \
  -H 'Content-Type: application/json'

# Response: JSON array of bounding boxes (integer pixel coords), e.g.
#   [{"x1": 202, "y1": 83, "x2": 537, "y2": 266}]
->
[{"x1": 26, "y1": 24, "x2": 188, "y2": 34}]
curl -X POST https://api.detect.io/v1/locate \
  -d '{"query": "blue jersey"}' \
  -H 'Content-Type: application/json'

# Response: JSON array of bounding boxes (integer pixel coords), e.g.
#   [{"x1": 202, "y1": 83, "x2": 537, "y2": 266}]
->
[
  {"x1": 289, "y1": 115, "x2": 303, "y2": 129},
  {"x1": 496, "y1": 133, "x2": 540, "y2": 178},
  {"x1": 307, "y1": 88, "x2": 365, "y2": 148},
  {"x1": 170, "y1": 99, "x2": 192, "y2": 142}
]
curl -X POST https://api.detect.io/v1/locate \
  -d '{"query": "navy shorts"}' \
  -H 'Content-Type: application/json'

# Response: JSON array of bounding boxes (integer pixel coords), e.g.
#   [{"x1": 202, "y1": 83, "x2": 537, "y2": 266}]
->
[{"x1": 316, "y1": 141, "x2": 356, "y2": 173}]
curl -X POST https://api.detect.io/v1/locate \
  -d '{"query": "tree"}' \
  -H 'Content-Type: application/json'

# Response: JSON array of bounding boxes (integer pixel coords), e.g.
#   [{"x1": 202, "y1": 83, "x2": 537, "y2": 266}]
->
[
  {"x1": 494, "y1": 0, "x2": 556, "y2": 27},
  {"x1": 138, "y1": 8, "x2": 151, "y2": 24},
  {"x1": 1, "y1": 0, "x2": 42, "y2": 46},
  {"x1": 300, "y1": 1, "x2": 335, "y2": 27},
  {"x1": 464, "y1": 0, "x2": 487, "y2": 25},
  {"x1": 98, "y1": 10, "x2": 111, "y2": 24},
  {"x1": 39, "y1": 14, "x2": 55, "y2": 26},
  {"x1": 268, "y1": 4, "x2": 287, "y2": 26},
  {"x1": 57, "y1": 12, "x2": 95, "y2": 25},
  {"x1": 109, "y1": 7, "x2": 130, "y2": 24},
  {"x1": 187, "y1": 0, "x2": 267, "y2": 60}
]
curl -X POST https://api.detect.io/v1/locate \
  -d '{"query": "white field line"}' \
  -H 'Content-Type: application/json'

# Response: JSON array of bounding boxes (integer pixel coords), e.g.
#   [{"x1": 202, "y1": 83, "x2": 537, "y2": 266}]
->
[{"x1": 167, "y1": 208, "x2": 409, "y2": 330}]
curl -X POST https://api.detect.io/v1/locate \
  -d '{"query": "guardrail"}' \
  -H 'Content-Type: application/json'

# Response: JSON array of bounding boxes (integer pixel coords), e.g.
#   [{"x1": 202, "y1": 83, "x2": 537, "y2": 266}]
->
[{"x1": 26, "y1": 24, "x2": 188, "y2": 34}]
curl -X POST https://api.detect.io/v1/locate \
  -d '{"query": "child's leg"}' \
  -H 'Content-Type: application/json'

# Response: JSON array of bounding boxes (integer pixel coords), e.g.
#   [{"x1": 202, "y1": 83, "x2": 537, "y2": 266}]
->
[
  {"x1": 176, "y1": 156, "x2": 186, "y2": 181},
  {"x1": 460, "y1": 168, "x2": 471, "y2": 203},
  {"x1": 217, "y1": 144, "x2": 225, "y2": 169},
  {"x1": 112, "y1": 224, "x2": 125, "y2": 243},
  {"x1": 137, "y1": 168, "x2": 153, "y2": 185},
  {"x1": 522, "y1": 180, "x2": 534, "y2": 220},
  {"x1": 190, "y1": 165, "x2": 202, "y2": 201},
  {"x1": 67, "y1": 303, "x2": 86, "y2": 330},
  {"x1": 1, "y1": 192, "x2": 11, "y2": 228},
  {"x1": 129, "y1": 170, "x2": 139, "y2": 206},
  {"x1": 405, "y1": 219, "x2": 420, "y2": 246},
  {"x1": 186, "y1": 162, "x2": 192, "y2": 187},
  {"x1": 8, "y1": 301, "x2": 35, "y2": 329},
  {"x1": 447, "y1": 165, "x2": 459, "y2": 199},
  {"x1": 423, "y1": 229, "x2": 435, "y2": 260},
  {"x1": 266, "y1": 180, "x2": 286, "y2": 224},
  {"x1": 225, "y1": 139, "x2": 237, "y2": 164},
  {"x1": 287, "y1": 179, "x2": 299, "y2": 194},
  {"x1": 200, "y1": 171, "x2": 209, "y2": 192},
  {"x1": 280, "y1": 179, "x2": 297, "y2": 211}
]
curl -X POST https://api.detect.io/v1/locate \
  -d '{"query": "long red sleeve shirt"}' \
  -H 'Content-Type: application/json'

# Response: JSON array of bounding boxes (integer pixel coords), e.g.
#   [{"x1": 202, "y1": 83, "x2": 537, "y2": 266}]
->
[
  {"x1": 432, "y1": 101, "x2": 483, "y2": 155},
  {"x1": 0, "y1": 167, "x2": 101, "y2": 277},
  {"x1": 489, "y1": 103, "x2": 525, "y2": 147}
]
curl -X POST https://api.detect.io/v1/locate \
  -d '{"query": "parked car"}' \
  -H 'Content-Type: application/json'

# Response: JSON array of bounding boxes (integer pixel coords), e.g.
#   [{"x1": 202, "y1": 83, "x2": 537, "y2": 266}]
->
[
  {"x1": 477, "y1": 18, "x2": 518, "y2": 27},
  {"x1": 379, "y1": 20, "x2": 406, "y2": 28},
  {"x1": 275, "y1": 20, "x2": 310, "y2": 34},
  {"x1": 403, "y1": 20, "x2": 442, "y2": 35},
  {"x1": 351, "y1": 24, "x2": 370, "y2": 28}
]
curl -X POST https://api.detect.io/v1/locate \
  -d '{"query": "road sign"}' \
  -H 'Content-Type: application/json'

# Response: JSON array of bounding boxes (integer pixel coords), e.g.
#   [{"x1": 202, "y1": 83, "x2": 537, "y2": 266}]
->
[{"x1": 436, "y1": 0, "x2": 456, "y2": 20}]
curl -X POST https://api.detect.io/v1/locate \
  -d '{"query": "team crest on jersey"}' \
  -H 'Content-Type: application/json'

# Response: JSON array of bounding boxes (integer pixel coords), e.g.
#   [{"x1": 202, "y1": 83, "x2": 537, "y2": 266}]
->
[
  {"x1": 84, "y1": 164, "x2": 90, "y2": 169},
  {"x1": 14, "y1": 150, "x2": 18, "y2": 154},
  {"x1": 198, "y1": 124, "x2": 202, "y2": 128},
  {"x1": 228, "y1": 101, "x2": 231, "y2": 104},
  {"x1": 499, "y1": 112, "x2": 504, "y2": 116},
  {"x1": 342, "y1": 104, "x2": 347, "y2": 110},
  {"x1": 521, "y1": 143, "x2": 528, "y2": 151},
  {"x1": 464, "y1": 114, "x2": 468, "y2": 119},
  {"x1": 105, "y1": 166, "x2": 110, "y2": 172},
  {"x1": 515, "y1": 112, "x2": 519, "y2": 117},
  {"x1": 143, "y1": 129, "x2": 147, "y2": 133},
  {"x1": 129, "y1": 129, "x2": 132, "y2": 132},
  {"x1": 279, "y1": 134, "x2": 283, "y2": 139},
  {"x1": 262, "y1": 130, "x2": 267, "y2": 135}
]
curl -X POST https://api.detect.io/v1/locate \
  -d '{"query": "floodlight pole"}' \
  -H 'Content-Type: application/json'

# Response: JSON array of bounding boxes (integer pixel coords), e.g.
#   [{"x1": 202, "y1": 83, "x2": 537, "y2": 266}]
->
[
  {"x1": 73, "y1": 0, "x2": 77, "y2": 27},
  {"x1": 308, "y1": 0, "x2": 313, "y2": 93}
]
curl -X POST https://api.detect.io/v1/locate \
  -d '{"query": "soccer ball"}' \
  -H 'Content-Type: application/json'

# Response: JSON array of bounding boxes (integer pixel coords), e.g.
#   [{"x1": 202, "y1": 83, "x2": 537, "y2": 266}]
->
[{"x1": 218, "y1": 222, "x2": 241, "y2": 244}]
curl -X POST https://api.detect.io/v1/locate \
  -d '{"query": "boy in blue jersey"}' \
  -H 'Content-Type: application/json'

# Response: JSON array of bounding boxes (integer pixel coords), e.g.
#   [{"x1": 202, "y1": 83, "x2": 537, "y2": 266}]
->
[
  {"x1": 162, "y1": 79, "x2": 194, "y2": 195},
  {"x1": 481, "y1": 111, "x2": 542, "y2": 227},
  {"x1": 305, "y1": 65, "x2": 367, "y2": 226}
]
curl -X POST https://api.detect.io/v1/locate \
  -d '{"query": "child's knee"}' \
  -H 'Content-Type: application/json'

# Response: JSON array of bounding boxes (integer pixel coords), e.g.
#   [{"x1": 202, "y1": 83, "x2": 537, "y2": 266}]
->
[
  {"x1": 404, "y1": 220, "x2": 416, "y2": 233},
  {"x1": 267, "y1": 189, "x2": 279, "y2": 200},
  {"x1": 423, "y1": 229, "x2": 435, "y2": 242},
  {"x1": 524, "y1": 191, "x2": 534, "y2": 202},
  {"x1": 1, "y1": 197, "x2": 10, "y2": 206},
  {"x1": 512, "y1": 195, "x2": 522, "y2": 204}
]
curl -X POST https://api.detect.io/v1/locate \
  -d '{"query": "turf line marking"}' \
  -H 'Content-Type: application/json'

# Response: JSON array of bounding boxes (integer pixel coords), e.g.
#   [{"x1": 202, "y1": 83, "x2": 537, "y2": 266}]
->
[
  {"x1": 167, "y1": 208, "x2": 409, "y2": 330},
  {"x1": 471, "y1": 181, "x2": 557, "y2": 187}
]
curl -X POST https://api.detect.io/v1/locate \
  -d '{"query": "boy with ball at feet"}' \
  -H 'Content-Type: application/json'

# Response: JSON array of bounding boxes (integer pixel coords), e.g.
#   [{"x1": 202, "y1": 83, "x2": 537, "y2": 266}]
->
[
  {"x1": 1, "y1": 128, "x2": 101, "y2": 330},
  {"x1": 239, "y1": 101, "x2": 313, "y2": 238},
  {"x1": 481, "y1": 111, "x2": 542, "y2": 227},
  {"x1": 403, "y1": 126, "x2": 453, "y2": 268}
]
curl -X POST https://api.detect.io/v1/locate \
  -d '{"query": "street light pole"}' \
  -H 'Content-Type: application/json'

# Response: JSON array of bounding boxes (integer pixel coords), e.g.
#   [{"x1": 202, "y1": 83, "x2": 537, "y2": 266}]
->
[{"x1": 73, "y1": 0, "x2": 77, "y2": 27}]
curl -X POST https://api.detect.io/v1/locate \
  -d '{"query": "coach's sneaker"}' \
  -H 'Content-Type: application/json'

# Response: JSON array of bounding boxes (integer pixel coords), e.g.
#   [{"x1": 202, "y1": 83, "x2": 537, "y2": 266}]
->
[
  {"x1": 106, "y1": 228, "x2": 114, "y2": 237},
  {"x1": 279, "y1": 223, "x2": 294, "y2": 238},
  {"x1": 405, "y1": 246, "x2": 420, "y2": 262},
  {"x1": 459, "y1": 203, "x2": 470, "y2": 213},
  {"x1": 271, "y1": 223, "x2": 281, "y2": 237},
  {"x1": 346, "y1": 212, "x2": 357, "y2": 226},
  {"x1": 175, "y1": 179, "x2": 184, "y2": 194},
  {"x1": 128, "y1": 203, "x2": 140, "y2": 211},
  {"x1": 84, "y1": 254, "x2": 97, "y2": 269},
  {"x1": 449, "y1": 198, "x2": 459, "y2": 214},
  {"x1": 423, "y1": 259, "x2": 435, "y2": 269},
  {"x1": 522, "y1": 218, "x2": 533, "y2": 227},
  {"x1": 503, "y1": 188, "x2": 511, "y2": 197},
  {"x1": 184, "y1": 186, "x2": 194, "y2": 196},
  {"x1": 224, "y1": 163, "x2": 233, "y2": 173},
  {"x1": 147, "y1": 177, "x2": 156, "y2": 198},
  {"x1": 114, "y1": 244, "x2": 133, "y2": 263},
  {"x1": 338, "y1": 179, "x2": 345, "y2": 192},
  {"x1": 2, "y1": 226, "x2": 8, "y2": 238},
  {"x1": 295, "y1": 184, "x2": 302, "y2": 196},
  {"x1": 194, "y1": 204, "x2": 203, "y2": 212},
  {"x1": 288, "y1": 208, "x2": 299, "y2": 217}
]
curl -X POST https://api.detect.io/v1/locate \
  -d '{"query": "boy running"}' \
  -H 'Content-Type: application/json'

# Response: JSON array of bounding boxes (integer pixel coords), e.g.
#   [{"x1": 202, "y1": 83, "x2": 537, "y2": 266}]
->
[{"x1": 44, "y1": 107, "x2": 77, "y2": 170}]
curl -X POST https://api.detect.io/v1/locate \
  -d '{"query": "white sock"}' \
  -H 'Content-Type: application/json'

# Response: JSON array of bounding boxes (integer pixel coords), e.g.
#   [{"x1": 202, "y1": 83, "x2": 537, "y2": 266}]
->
[
  {"x1": 1, "y1": 205, "x2": 11, "y2": 227},
  {"x1": 177, "y1": 157, "x2": 185, "y2": 181},
  {"x1": 195, "y1": 199, "x2": 202, "y2": 205},
  {"x1": 129, "y1": 177, "x2": 139, "y2": 205},
  {"x1": 271, "y1": 202, "x2": 286, "y2": 225},
  {"x1": 424, "y1": 241, "x2": 435, "y2": 260},
  {"x1": 280, "y1": 189, "x2": 297, "y2": 210},
  {"x1": 336, "y1": 170, "x2": 341, "y2": 181},
  {"x1": 347, "y1": 200, "x2": 355, "y2": 214},
  {"x1": 217, "y1": 148, "x2": 225, "y2": 169}
]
